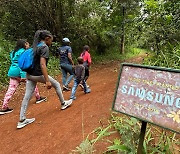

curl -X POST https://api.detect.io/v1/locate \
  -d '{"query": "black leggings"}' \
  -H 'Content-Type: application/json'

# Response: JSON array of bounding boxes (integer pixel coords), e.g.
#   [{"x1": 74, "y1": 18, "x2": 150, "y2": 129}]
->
[{"x1": 84, "y1": 67, "x2": 89, "y2": 81}]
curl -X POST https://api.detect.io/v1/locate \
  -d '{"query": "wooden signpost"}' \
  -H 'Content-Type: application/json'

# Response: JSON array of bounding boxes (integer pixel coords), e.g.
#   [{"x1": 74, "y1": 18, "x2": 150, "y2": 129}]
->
[{"x1": 112, "y1": 63, "x2": 180, "y2": 153}]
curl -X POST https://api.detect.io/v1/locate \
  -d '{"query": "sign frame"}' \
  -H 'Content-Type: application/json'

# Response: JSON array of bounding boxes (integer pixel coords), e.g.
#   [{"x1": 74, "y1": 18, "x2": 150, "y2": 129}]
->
[{"x1": 112, "y1": 63, "x2": 180, "y2": 134}]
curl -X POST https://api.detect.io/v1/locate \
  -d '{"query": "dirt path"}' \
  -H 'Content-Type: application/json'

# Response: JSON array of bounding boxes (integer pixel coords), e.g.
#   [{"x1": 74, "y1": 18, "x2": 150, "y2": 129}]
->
[{"x1": 0, "y1": 56, "x2": 145, "y2": 154}]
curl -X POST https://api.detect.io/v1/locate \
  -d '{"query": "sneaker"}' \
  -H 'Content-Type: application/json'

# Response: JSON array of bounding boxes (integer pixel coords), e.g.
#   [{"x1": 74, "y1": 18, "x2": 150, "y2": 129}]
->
[
  {"x1": 61, "y1": 99, "x2": 73, "y2": 110},
  {"x1": 80, "y1": 84, "x2": 90, "y2": 89},
  {"x1": 36, "y1": 96, "x2": 47, "y2": 104},
  {"x1": 79, "y1": 84, "x2": 84, "y2": 89},
  {"x1": 70, "y1": 96, "x2": 76, "y2": 100},
  {"x1": 0, "y1": 108, "x2": 13, "y2": 115},
  {"x1": 17, "y1": 118, "x2": 35, "y2": 129},
  {"x1": 87, "y1": 84, "x2": 90, "y2": 88},
  {"x1": 85, "y1": 88, "x2": 91, "y2": 94},
  {"x1": 63, "y1": 85, "x2": 71, "y2": 91}
]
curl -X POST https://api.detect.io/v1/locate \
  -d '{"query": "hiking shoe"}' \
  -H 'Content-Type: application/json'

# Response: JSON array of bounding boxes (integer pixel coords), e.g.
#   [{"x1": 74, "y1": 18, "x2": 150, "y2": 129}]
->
[
  {"x1": 36, "y1": 96, "x2": 47, "y2": 104},
  {"x1": 61, "y1": 99, "x2": 73, "y2": 110},
  {"x1": 63, "y1": 85, "x2": 71, "y2": 91},
  {"x1": 0, "y1": 108, "x2": 13, "y2": 115},
  {"x1": 17, "y1": 118, "x2": 35, "y2": 129}
]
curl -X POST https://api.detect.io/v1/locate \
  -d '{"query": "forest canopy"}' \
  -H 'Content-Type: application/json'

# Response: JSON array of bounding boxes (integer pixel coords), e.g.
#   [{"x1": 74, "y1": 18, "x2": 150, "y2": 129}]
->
[{"x1": 0, "y1": 0, "x2": 179, "y2": 54}]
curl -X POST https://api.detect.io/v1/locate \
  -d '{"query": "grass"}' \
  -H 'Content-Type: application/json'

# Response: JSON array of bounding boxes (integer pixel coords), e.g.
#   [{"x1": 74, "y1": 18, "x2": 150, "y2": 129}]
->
[
  {"x1": 73, "y1": 113, "x2": 179, "y2": 154},
  {"x1": 91, "y1": 47, "x2": 148, "y2": 63}
]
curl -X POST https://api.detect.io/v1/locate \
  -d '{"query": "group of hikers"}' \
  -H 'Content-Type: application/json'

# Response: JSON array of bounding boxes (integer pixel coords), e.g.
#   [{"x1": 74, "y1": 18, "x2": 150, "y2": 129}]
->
[{"x1": 0, "y1": 30, "x2": 92, "y2": 129}]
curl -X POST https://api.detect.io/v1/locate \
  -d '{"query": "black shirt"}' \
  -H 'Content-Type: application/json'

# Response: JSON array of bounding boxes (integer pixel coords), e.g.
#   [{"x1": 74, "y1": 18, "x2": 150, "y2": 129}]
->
[{"x1": 27, "y1": 43, "x2": 49, "y2": 76}]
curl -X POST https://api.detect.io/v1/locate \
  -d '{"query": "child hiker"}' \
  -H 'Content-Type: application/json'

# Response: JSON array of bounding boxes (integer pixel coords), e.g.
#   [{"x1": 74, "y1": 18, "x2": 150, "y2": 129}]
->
[
  {"x1": 0, "y1": 39, "x2": 46, "y2": 115},
  {"x1": 70, "y1": 57, "x2": 91, "y2": 100},
  {"x1": 17, "y1": 30, "x2": 72, "y2": 129},
  {"x1": 80, "y1": 45, "x2": 92, "y2": 88}
]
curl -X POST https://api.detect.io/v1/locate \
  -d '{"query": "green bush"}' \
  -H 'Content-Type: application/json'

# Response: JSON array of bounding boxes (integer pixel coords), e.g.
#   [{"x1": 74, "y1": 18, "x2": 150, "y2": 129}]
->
[
  {"x1": 47, "y1": 55, "x2": 60, "y2": 77},
  {"x1": 0, "y1": 35, "x2": 14, "y2": 88},
  {"x1": 143, "y1": 44, "x2": 180, "y2": 69}
]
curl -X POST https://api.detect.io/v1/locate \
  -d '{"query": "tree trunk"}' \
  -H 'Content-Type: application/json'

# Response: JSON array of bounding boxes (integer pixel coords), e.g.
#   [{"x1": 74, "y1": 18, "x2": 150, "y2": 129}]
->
[{"x1": 120, "y1": 6, "x2": 125, "y2": 54}]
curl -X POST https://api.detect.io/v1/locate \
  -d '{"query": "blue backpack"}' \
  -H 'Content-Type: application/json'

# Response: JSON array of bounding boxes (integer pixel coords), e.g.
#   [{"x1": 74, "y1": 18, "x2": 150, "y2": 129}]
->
[{"x1": 18, "y1": 43, "x2": 44, "y2": 71}]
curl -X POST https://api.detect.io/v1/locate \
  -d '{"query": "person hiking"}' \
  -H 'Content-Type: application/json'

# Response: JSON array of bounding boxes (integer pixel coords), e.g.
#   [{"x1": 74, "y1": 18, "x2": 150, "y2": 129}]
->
[
  {"x1": 57, "y1": 38, "x2": 74, "y2": 91},
  {"x1": 0, "y1": 39, "x2": 46, "y2": 115},
  {"x1": 79, "y1": 45, "x2": 92, "y2": 89},
  {"x1": 70, "y1": 57, "x2": 91, "y2": 100},
  {"x1": 17, "y1": 30, "x2": 72, "y2": 129}
]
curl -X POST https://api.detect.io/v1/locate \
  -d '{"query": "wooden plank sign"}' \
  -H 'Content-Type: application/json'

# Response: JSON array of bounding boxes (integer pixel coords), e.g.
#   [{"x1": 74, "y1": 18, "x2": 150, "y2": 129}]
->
[{"x1": 112, "y1": 63, "x2": 180, "y2": 133}]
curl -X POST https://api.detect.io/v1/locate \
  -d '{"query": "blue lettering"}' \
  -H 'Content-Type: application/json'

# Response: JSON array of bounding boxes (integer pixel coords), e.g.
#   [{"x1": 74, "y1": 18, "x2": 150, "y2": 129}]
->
[
  {"x1": 135, "y1": 88, "x2": 146, "y2": 100},
  {"x1": 155, "y1": 93, "x2": 163, "y2": 104},
  {"x1": 164, "y1": 95, "x2": 174, "y2": 106},
  {"x1": 175, "y1": 98, "x2": 180, "y2": 108},
  {"x1": 121, "y1": 85, "x2": 127, "y2": 94},
  {"x1": 128, "y1": 87, "x2": 135, "y2": 96},
  {"x1": 146, "y1": 91, "x2": 154, "y2": 101}
]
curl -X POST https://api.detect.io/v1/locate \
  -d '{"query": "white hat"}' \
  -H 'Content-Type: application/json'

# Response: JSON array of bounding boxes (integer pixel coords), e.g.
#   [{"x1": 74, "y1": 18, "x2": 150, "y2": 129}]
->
[{"x1": 62, "y1": 38, "x2": 71, "y2": 43}]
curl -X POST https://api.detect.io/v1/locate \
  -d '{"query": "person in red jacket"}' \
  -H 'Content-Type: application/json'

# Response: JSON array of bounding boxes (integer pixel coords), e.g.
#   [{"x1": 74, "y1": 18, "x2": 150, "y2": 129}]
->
[{"x1": 80, "y1": 45, "x2": 92, "y2": 88}]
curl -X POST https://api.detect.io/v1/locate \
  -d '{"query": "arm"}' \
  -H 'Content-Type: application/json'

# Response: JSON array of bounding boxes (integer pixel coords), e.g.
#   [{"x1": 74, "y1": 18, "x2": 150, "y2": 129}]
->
[
  {"x1": 40, "y1": 57, "x2": 52, "y2": 89},
  {"x1": 68, "y1": 52, "x2": 74, "y2": 65},
  {"x1": 87, "y1": 53, "x2": 92, "y2": 66}
]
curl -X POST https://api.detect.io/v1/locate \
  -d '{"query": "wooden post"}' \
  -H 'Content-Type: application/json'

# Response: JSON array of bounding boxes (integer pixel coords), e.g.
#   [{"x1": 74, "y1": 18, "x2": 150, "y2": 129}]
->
[{"x1": 137, "y1": 121, "x2": 147, "y2": 154}]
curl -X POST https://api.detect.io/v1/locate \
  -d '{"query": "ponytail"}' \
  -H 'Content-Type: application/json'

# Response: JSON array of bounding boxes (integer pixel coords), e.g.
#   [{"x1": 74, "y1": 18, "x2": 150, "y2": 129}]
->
[
  {"x1": 33, "y1": 30, "x2": 52, "y2": 51},
  {"x1": 33, "y1": 30, "x2": 42, "y2": 51}
]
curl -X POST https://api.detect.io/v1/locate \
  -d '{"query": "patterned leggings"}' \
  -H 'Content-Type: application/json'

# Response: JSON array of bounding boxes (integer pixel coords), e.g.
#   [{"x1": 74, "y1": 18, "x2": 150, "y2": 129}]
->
[{"x1": 2, "y1": 77, "x2": 40, "y2": 109}]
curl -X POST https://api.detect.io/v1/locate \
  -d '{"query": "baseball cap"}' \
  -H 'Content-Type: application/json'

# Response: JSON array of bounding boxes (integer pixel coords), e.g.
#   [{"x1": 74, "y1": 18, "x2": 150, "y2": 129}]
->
[{"x1": 62, "y1": 38, "x2": 71, "y2": 43}]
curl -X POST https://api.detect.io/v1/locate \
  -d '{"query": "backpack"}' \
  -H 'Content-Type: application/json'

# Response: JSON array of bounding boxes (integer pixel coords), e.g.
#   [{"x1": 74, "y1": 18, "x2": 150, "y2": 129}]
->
[{"x1": 18, "y1": 42, "x2": 44, "y2": 72}]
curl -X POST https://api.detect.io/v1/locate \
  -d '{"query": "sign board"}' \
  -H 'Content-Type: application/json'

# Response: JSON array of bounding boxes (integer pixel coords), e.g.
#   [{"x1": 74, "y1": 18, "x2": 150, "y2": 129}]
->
[{"x1": 112, "y1": 63, "x2": 180, "y2": 133}]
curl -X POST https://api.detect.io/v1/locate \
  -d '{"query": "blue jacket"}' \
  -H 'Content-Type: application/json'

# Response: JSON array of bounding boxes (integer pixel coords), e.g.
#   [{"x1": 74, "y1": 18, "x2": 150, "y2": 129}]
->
[{"x1": 8, "y1": 48, "x2": 26, "y2": 78}]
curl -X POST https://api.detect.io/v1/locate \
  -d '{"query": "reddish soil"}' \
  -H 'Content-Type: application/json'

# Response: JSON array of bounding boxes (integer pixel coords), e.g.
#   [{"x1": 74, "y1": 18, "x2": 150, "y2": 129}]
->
[{"x1": 0, "y1": 56, "x2": 146, "y2": 154}]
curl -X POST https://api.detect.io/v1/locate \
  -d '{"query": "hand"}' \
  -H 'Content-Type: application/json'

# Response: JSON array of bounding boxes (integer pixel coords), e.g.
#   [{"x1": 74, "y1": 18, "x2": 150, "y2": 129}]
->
[{"x1": 46, "y1": 81, "x2": 52, "y2": 89}]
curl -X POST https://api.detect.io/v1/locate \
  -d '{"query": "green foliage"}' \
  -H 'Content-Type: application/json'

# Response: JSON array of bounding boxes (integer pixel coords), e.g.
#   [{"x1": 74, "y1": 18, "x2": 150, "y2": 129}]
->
[
  {"x1": 144, "y1": 43, "x2": 180, "y2": 69},
  {"x1": 143, "y1": 127, "x2": 178, "y2": 154},
  {"x1": 74, "y1": 113, "x2": 179, "y2": 154},
  {"x1": 0, "y1": 0, "x2": 179, "y2": 57},
  {"x1": 72, "y1": 138, "x2": 94, "y2": 154},
  {"x1": 72, "y1": 125, "x2": 113, "y2": 154},
  {"x1": 107, "y1": 114, "x2": 140, "y2": 153},
  {"x1": 108, "y1": 114, "x2": 179, "y2": 154},
  {"x1": 136, "y1": 0, "x2": 180, "y2": 50},
  {"x1": 91, "y1": 47, "x2": 147, "y2": 63},
  {"x1": 107, "y1": 144, "x2": 131, "y2": 153},
  {"x1": 0, "y1": 34, "x2": 14, "y2": 88},
  {"x1": 47, "y1": 55, "x2": 60, "y2": 77}
]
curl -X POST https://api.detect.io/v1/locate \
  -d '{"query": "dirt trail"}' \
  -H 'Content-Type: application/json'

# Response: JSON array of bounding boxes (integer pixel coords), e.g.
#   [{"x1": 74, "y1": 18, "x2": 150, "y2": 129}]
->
[{"x1": 0, "y1": 56, "x2": 145, "y2": 154}]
